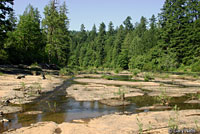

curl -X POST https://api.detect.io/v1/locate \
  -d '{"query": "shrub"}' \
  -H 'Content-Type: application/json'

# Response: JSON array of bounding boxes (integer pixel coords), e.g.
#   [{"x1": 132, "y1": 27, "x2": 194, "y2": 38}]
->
[
  {"x1": 144, "y1": 72, "x2": 154, "y2": 82},
  {"x1": 29, "y1": 62, "x2": 42, "y2": 71},
  {"x1": 59, "y1": 67, "x2": 72, "y2": 76},
  {"x1": 114, "y1": 67, "x2": 123, "y2": 74},
  {"x1": 0, "y1": 72, "x2": 3, "y2": 76},
  {"x1": 129, "y1": 56, "x2": 146, "y2": 70},
  {"x1": 131, "y1": 68, "x2": 141, "y2": 76},
  {"x1": 87, "y1": 67, "x2": 97, "y2": 74},
  {"x1": 191, "y1": 61, "x2": 200, "y2": 72},
  {"x1": 102, "y1": 75, "x2": 113, "y2": 80},
  {"x1": 156, "y1": 89, "x2": 171, "y2": 105}
]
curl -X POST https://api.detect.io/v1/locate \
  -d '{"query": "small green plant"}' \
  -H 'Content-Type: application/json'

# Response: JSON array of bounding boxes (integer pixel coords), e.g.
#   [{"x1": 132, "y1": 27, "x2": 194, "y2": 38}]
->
[
  {"x1": 195, "y1": 120, "x2": 199, "y2": 131},
  {"x1": 114, "y1": 88, "x2": 126, "y2": 100},
  {"x1": 157, "y1": 89, "x2": 171, "y2": 106},
  {"x1": 87, "y1": 67, "x2": 97, "y2": 74},
  {"x1": 147, "y1": 121, "x2": 152, "y2": 131},
  {"x1": 188, "y1": 93, "x2": 200, "y2": 100},
  {"x1": 0, "y1": 72, "x2": 3, "y2": 76},
  {"x1": 102, "y1": 75, "x2": 113, "y2": 80},
  {"x1": 131, "y1": 68, "x2": 141, "y2": 76},
  {"x1": 59, "y1": 67, "x2": 70, "y2": 76},
  {"x1": 46, "y1": 101, "x2": 57, "y2": 112},
  {"x1": 34, "y1": 82, "x2": 42, "y2": 90},
  {"x1": 168, "y1": 105, "x2": 179, "y2": 131},
  {"x1": 144, "y1": 72, "x2": 154, "y2": 82},
  {"x1": 136, "y1": 116, "x2": 143, "y2": 134},
  {"x1": 30, "y1": 62, "x2": 42, "y2": 71},
  {"x1": 198, "y1": 94, "x2": 200, "y2": 100},
  {"x1": 191, "y1": 61, "x2": 200, "y2": 72},
  {"x1": 114, "y1": 67, "x2": 122, "y2": 74},
  {"x1": 20, "y1": 82, "x2": 26, "y2": 91}
]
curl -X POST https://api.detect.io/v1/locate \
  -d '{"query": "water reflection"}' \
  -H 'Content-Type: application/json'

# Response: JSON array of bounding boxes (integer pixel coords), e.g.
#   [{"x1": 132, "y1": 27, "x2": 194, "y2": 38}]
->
[{"x1": 1, "y1": 97, "x2": 136, "y2": 133}]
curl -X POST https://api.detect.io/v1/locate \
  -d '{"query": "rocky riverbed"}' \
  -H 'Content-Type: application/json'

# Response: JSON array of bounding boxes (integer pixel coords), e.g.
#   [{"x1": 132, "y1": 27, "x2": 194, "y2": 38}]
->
[
  {"x1": 0, "y1": 74, "x2": 64, "y2": 114},
  {"x1": 1, "y1": 70, "x2": 200, "y2": 133},
  {"x1": 3, "y1": 109, "x2": 200, "y2": 134}
]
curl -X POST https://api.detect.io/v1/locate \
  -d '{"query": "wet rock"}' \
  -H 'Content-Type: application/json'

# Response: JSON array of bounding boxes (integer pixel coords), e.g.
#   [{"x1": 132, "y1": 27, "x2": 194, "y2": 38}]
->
[
  {"x1": 3, "y1": 121, "x2": 58, "y2": 134},
  {"x1": 72, "y1": 120, "x2": 85, "y2": 123},
  {"x1": 136, "y1": 105, "x2": 172, "y2": 111},
  {"x1": 0, "y1": 106, "x2": 22, "y2": 114},
  {"x1": 99, "y1": 99, "x2": 130, "y2": 106},
  {"x1": 184, "y1": 100, "x2": 200, "y2": 104},
  {"x1": 2, "y1": 110, "x2": 200, "y2": 134},
  {"x1": 10, "y1": 98, "x2": 33, "y2": 105},
  {"x1": 23, "y1": 111, "x2": 43, "y2": 115},
  {"x1": 0, "y1": 118, "x2": 10, "y2": 123},
  {"x1": 67, "y1": 83, "x2": 144, "y2": 101}
]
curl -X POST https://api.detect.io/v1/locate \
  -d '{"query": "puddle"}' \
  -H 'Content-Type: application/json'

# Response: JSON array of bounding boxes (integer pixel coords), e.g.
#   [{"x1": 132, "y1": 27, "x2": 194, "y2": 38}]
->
[{"x1": 127, "y1": 94, "x2": 200, "y2": 111}]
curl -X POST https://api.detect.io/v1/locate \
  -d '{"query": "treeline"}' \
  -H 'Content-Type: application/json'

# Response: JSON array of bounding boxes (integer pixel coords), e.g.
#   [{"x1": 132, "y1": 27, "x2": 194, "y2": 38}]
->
[
  {"x1": 0, "y1": 0, "x2": 70, "y2": 66},
  {"x1": 1, "y1": 0, "x2": 200, "y2": 72}
]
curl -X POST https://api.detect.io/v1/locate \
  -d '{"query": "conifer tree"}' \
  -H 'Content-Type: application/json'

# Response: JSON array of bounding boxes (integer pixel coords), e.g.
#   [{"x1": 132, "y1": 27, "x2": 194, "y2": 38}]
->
[
  {"x1": 95, "y1": 22, "x2": 106, "y2": 67},
  {"x1": 5, "y1": 4, "x2": 44, "y2": 64},
  {"x1": 43, "y1": 0, "x2": 70, "y2": 66}
]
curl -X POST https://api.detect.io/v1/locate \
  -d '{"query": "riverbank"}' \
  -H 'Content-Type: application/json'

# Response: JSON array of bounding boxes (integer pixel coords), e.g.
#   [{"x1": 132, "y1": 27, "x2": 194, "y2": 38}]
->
[
  {"x1": 1, "y1": 69, "x2": 200, "y2": 133},
  {"x1": 3, "y1": 109, "x2": 200, "y2": 134}
]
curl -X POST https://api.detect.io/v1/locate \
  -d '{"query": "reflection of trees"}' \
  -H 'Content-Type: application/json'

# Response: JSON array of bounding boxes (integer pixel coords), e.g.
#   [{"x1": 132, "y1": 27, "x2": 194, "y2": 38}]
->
[
  {"x1": 41, "y1": 112, "x2": 66, "y2": 124},
  {"x1": 90, "y1": 101, "x2": 95, "y2": 110},
  {"x1": 79, "y1": 101, "x2": 83, "y2": 107}
]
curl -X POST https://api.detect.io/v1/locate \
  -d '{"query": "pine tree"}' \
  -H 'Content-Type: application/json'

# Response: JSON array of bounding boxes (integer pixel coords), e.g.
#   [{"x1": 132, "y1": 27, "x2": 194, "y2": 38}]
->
[
  {"x1": 0, "y1": 0, "x2": 14, "y2": 63},
  {"x1": 118, "y1": 33, "x2": 132, "y2": 69},
  {"x1": 123, "y1": 16, "x2": 133, "y2": 32},
  {"x1": 112, "y1": 25, "x2": 125, "y2": 68},
  {"x1": 43, "y1": 0, "x2": 70, "y2": 66},
  {"x1": 95, "y1": 22, "x2": 106, "y2": 67},
  {"x1": 5, "y1": 4, "x2": 44, "y2": 64}
]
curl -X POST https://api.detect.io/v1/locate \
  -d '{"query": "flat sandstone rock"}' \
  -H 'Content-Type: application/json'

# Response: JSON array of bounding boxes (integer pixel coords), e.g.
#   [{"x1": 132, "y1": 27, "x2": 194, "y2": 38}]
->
[{"x1": 4, "y1": 110, "x2": 200, "y2": 134}]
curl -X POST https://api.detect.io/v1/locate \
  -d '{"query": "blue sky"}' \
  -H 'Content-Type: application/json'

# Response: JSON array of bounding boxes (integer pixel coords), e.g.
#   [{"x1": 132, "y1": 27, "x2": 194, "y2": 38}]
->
[{"x1": 13, "y1": 0, "x2": 165, "y2": 31}]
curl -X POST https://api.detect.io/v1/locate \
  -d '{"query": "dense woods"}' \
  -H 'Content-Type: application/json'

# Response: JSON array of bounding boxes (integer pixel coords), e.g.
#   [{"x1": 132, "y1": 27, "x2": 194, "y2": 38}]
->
[{"x1": 1, "y1": 0, "x2": 200, "y2": 72}]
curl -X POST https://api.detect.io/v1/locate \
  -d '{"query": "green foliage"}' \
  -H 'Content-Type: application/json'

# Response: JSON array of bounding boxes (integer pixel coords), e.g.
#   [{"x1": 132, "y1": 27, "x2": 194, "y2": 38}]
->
[
  {"x1": 114, "y1": 67, "x2": 123, "y2": 74},
  {"x1": 59, "y1": 67, "x2": 71, "y2": 76},
  {"x1": 46, "y1": 101, "x2": 57, "y2": 112},
  {"x1": 188, "y1": 93, "x2": 200, "y2": 100},
  {"x1": 156, "y1": 89, "x2": 171, "y2": 105},
  {"x1": 0, "y1": 72, "x2": 3, "y2": 76},
  {"x1": 0, "y1": 0, "x2": 14, "y2": 58},
  {"x1": 114, "y1": 87, "x2": 126, "y2": 100},
  {"x1": 29, "y1": 62, "x2": 42, "y2": 71},
  {"x1": 33, "y1": 82, "x2": 42, "y2": 91},
  {"x1": 43, "y1": 1, "x2": 70, "y2": 66},
  {"x1": 144, "y1": 72, "x2": 154, "y2": 82},
  {"x1": 168, "y1": 105, "x2": 180, "y2": 130},
  {"x1": 102, "y1": 75, "x2": 113, "y2": 80},
  {"x1": 136, "y1": 116, "x2": 143, "y2": 134},
  {"x1": 5, "y1": 4, "x2": 44, "y2": 64},
  {"x1": 20, "y1": 82, "x2": 26, "y2": 91},
  {"x1": 129, "y1": 56, "x2": 146, "y2": 70},
  {"x1": 131, "y1": 68, "x2": 141, "y2": 76},
  {"x1": 191, "y1": 61, "x2": 200, "y2": 72},
  {"x1": 1, "y1": 0, "x2": 200, "y2": 73}
]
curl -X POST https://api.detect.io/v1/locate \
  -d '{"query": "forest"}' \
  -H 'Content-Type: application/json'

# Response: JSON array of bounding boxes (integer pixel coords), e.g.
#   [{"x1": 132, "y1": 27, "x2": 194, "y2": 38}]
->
[{"x1": 1, "y1": 0, "x2": 200, "y2": 72}]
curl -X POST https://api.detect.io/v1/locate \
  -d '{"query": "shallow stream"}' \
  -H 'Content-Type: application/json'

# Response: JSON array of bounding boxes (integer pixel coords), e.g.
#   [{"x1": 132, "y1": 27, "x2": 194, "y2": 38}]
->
[{"x1": 1, "y1": 75, "x2": 200, "y2": 133}]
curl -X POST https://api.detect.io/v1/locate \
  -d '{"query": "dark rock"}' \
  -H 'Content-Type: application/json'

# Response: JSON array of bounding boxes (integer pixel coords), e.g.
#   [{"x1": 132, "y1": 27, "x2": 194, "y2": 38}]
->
[
  {"x1": 17, "y1": 75, "x2": 25, "y2": 79},
  {"x1": 42, "y1": 73, "x2": 46, "y2": 79}
]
